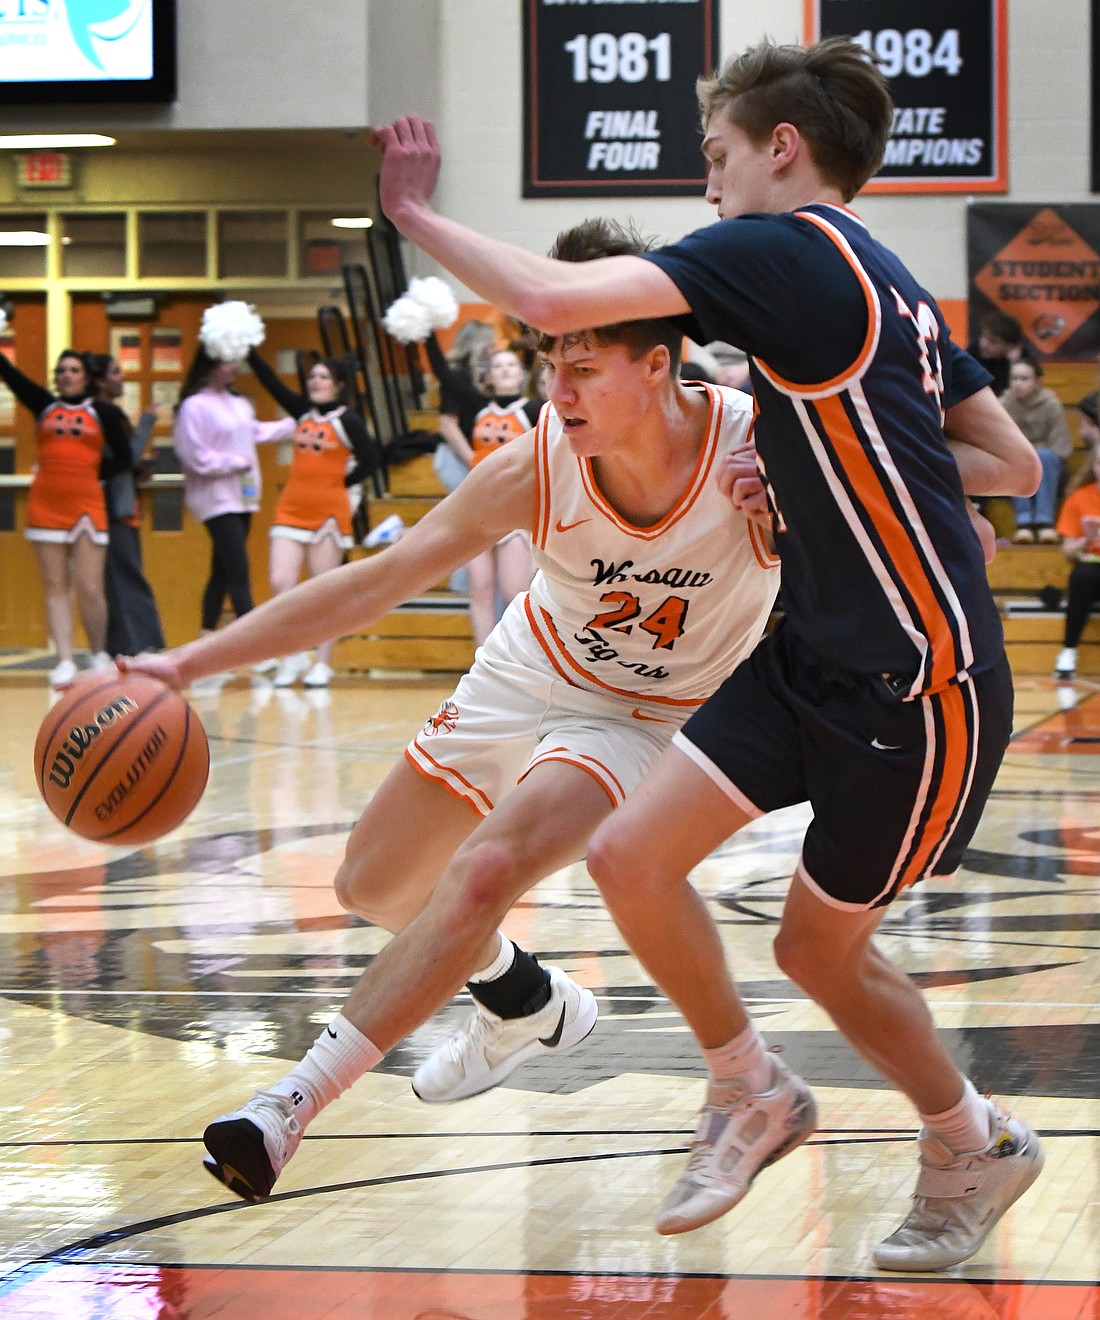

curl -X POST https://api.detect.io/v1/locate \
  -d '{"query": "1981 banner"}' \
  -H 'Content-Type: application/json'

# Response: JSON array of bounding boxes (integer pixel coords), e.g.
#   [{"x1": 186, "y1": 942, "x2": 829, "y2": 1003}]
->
[
  {"x1": 808, "y1": 0, "x2": 1007, "y2": 194},
  {"x1": 523, "y1": 0, "x2": 719, "y2": 198}
]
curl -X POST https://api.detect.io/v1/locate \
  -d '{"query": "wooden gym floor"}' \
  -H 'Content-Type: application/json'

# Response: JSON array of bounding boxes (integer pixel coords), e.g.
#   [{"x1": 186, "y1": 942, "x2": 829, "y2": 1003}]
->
[{"x1": 0, "y1": 669, "x2": 1096, "y2": 1319}]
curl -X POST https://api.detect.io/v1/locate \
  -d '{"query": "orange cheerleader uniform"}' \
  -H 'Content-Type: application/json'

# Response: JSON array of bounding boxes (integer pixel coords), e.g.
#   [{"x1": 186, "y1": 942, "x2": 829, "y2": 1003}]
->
[
  {"x1": 469, "y1": 395, "x2": 542, "y2": 549},
  {"x1": 470, "y1": 395, "x2": 539, "y2": 466},
  {"x1": 270, "y1": 409, "x2": 358, "y2": 547},
  {"x1": 246, "y1": 349, "x2": 385, "y2": 548},
  {"x1": 26, "y1": 400, "x2": 110, "y2": 545},
  {"x1": 0, "y1": 352, "x2": 130, "y2": 546}
]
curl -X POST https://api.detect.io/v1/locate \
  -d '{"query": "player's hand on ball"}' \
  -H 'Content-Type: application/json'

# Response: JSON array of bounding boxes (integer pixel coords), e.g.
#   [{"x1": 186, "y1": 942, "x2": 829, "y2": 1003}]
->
[{"x1": 117, "y1": 651, "x2": 187, "y2": 692}]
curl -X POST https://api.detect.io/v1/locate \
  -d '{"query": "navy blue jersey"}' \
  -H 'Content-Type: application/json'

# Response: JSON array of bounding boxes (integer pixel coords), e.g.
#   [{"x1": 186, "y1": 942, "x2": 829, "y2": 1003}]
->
[{"x1": 643, "y1": 204, "x2": 1001, "y2": 698}]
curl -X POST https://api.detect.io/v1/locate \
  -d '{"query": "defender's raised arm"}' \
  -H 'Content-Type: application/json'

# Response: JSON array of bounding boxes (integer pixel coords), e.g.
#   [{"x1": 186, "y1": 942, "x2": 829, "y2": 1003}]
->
[{"x1": 373, "y1": 115, "x2": 687, "y2": 334}]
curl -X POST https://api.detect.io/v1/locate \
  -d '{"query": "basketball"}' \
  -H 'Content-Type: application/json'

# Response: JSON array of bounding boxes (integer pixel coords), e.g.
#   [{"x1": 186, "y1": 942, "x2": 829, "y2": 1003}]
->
[{"x1": 34, "y1": 672, "x2": 210, "y2": 845}]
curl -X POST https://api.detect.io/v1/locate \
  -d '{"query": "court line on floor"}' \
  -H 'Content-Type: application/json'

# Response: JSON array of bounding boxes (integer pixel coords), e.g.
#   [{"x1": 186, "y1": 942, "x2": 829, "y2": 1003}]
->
[
  {"x1": 3, "y1": 987, "x2": 1097, "y2": 1008},
  {"x1": 878, "y1": 930, "x2": 1100, "y2": 954},
  {"x1": 1, "y1": 1127, "x2": 1094, "y2": 1150},
  {"x1": 3, "y1": 1259, "x2": 1097, "y2": 1297},
  {"x1": 2, "y1": 1130, "x2": 1093, "y2": 1294}
]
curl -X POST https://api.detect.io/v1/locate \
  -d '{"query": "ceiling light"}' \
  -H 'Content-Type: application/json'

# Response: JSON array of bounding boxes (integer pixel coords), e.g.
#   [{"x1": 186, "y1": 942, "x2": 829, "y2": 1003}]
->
[
  {"x1": 0, "y1": 231, "x2": 49, "y2": 246},
  {"x1": 331, "y1": 217, "x2": 373, "y2": 229},
  {"x1": 0, "y1": 134, "x2": 115, "y2": 149}
]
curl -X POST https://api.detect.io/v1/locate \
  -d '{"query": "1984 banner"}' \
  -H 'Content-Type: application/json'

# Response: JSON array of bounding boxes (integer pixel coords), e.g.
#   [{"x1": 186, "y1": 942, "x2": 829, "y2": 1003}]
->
[
  {"x1": 523, "y1": 0, "x2": 719, "y2": 198},
  {"x1": 809, "y1": 0, "x2": 1006, "y2": 194}
]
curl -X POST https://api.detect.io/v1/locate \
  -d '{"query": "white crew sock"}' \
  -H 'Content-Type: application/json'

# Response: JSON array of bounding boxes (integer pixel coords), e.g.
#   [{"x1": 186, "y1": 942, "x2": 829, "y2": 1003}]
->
[
  {"x1": 920, "y1": 1077, "x2": 995, "y2": 1155},
  {"x1": 467, "y1": 930, "x2": 514, "y2": 983},
  {"x1": 268, "y1": 1012, "x2": 383, "y2": 1127},
  {"x1": 703, "y1": 1022, "x2": 773, "y2": 1093}
]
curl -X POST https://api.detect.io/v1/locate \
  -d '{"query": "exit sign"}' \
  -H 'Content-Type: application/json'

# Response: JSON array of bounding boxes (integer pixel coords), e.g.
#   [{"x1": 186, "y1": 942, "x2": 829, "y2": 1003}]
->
[{"x1": 16, "y1": 152, "x2": 71, "y2": 188}]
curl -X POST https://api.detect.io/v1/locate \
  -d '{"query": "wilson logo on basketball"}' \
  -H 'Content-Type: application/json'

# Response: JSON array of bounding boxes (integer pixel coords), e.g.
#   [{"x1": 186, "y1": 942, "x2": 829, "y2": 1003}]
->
[
  {"x1": 94, "y1": 725, "x2": 170, "y2": 822},
  {"x1": 36, "y1": 673, "x2": 210, "y2": 845},
  {"x1": 47, "y1": 696, "x2": 139, "y2": 791}
]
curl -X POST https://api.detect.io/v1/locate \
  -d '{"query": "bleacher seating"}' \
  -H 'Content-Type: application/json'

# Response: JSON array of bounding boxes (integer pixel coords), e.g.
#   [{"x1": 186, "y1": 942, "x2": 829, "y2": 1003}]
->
[{"x1": 332, "y1": 422, "x2": 475, "y2": 676}]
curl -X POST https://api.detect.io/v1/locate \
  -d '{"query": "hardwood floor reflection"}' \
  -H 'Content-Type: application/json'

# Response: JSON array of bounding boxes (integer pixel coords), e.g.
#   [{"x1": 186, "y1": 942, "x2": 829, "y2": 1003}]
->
[{"x1": 0, "y1": 676, "x2": 1096, "y2": 1319}]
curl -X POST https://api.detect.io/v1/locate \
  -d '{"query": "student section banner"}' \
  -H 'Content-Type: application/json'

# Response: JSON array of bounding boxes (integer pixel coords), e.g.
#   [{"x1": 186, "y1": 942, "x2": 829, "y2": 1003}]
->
[
  {"x1": 808, "y1": 0, "x2": 1006, "y2": 194},
  {"x1": 523, "y1": 0, "x2": 719, "y2": 198},
  {"x1": 969, "y1": 204, "x2": 1100, "y2": 361}
]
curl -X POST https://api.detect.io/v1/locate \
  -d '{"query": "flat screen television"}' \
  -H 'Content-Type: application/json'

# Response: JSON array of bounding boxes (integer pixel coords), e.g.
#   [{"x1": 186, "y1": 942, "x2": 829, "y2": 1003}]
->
[{"x1": 0, "y1": 0, "x2": 176, "y2": 104}]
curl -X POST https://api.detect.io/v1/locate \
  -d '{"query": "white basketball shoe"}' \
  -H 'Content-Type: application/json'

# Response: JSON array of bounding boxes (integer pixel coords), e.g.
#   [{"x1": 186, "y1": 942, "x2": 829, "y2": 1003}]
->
[
  {"x1": 202, "y1": 1089, "x2": 304, "y2": 1202},
  {"x1": 412, "y1": 966, "x2": 598, "y2": 1103},
  {"x1": 874, "y1": 1107, "x2": 1044, "y2": 1271},
  {"x1": 655, "y1": 1056, "x2": 818, "y2": 1235}
]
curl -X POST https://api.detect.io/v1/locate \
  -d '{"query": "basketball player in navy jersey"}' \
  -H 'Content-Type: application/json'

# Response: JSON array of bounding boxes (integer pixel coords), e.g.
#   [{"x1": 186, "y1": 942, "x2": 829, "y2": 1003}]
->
[{"x1": 371, "y1": 38, "x2": 1044, "y2": 1271}]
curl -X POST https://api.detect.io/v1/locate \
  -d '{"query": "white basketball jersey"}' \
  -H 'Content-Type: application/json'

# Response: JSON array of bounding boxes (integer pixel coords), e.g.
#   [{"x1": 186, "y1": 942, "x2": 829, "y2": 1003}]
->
[{"x1": 521, "y1": 382, "x2": 780, "y2": 710}]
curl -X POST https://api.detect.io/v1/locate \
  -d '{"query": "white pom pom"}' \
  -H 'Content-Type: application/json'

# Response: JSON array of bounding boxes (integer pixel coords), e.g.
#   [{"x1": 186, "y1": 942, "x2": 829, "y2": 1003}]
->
[
  {"x1": 383, "y1": 293, "x2": 434, "y2": 344},
  {"x1": 199, "y1": 301, "x2": 265, "y2": 363},
  {"x1": 406, "y1": 276, "x2": 459, "y2": 331},
  {"x1": 383, "y1": 276, "x2": 460, "y2": 343}
]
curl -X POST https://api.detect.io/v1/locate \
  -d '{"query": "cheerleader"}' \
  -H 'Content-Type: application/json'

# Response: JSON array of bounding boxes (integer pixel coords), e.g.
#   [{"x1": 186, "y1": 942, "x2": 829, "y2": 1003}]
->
[
  {"x1": 0, "y1": 347, "x2": 131, "y2": 687},
  {"x1": 247, "y1": 349, "x2": 383, "y2": 687},
  {"x1": 423, "y1": 320, "x2": 495, "y2": 494},
  {"x1": 465, "y1": 348, "x2": 540, "y2": 647}
]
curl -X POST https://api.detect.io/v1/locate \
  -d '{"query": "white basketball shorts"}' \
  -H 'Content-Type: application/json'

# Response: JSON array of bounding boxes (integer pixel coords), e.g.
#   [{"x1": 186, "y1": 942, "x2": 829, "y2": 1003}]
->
[{"x1": 405, "y1": 604, "x2": 691, "y2": 816}]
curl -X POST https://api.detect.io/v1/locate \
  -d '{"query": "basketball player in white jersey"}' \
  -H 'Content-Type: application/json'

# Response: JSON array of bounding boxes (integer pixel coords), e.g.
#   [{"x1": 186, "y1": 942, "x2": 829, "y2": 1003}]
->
[{"x1": 120, "y1": 218, "x2": 782, "y2": 1201}]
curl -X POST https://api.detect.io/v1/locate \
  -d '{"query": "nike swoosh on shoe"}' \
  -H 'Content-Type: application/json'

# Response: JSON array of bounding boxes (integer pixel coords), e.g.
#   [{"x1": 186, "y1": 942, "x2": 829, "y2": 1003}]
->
[{"x1": 538, "y1": 1005, "x2": 568, "y2": 1048}]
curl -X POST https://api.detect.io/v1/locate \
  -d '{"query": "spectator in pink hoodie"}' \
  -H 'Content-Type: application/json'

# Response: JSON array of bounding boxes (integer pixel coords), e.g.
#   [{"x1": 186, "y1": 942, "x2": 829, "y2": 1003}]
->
[{"x1": 173, "y1": 347, "x2": 293, "y2": 639}]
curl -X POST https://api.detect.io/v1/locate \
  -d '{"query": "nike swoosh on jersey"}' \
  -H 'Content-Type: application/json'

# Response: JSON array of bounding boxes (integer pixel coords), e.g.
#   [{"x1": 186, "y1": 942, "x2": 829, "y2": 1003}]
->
[
  {"x1": 870, "y1": 737, "x2": 903, "y2": 751},
  {"x1": 631, "y1": 708, "x2": 674, "y2": 723},
  {"x1": 555, "y1": 517, "x2": 592, "y2": 533},
  {"x1": 539, "y1": 1005, "x2": 568, "y2": 1047}
]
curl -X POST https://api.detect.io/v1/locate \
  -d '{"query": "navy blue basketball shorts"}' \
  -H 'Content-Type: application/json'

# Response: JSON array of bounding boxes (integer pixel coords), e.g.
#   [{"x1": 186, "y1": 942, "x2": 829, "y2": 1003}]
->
[{"x1": 672, "y1": 624, "x2": 1014, "y2": 911}]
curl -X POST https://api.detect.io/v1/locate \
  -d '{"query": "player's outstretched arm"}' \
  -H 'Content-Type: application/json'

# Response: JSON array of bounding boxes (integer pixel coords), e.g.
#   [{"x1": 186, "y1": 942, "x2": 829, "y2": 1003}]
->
[
  {"x1": 118, "y1": 438, "x2": 538, "y2": 689},
  {"x1": 372, "y1": 116, "x2": 688, "y2": 334},
  {"x1": 944, "y1": 386, "x2": 1042, "y2": 498}
]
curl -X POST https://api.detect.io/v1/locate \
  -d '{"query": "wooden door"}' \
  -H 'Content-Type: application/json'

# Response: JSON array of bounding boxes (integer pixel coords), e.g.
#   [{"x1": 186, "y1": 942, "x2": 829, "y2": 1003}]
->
[{"x1": 0, "y1": 297, "x2": 50, "y2": 647}]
